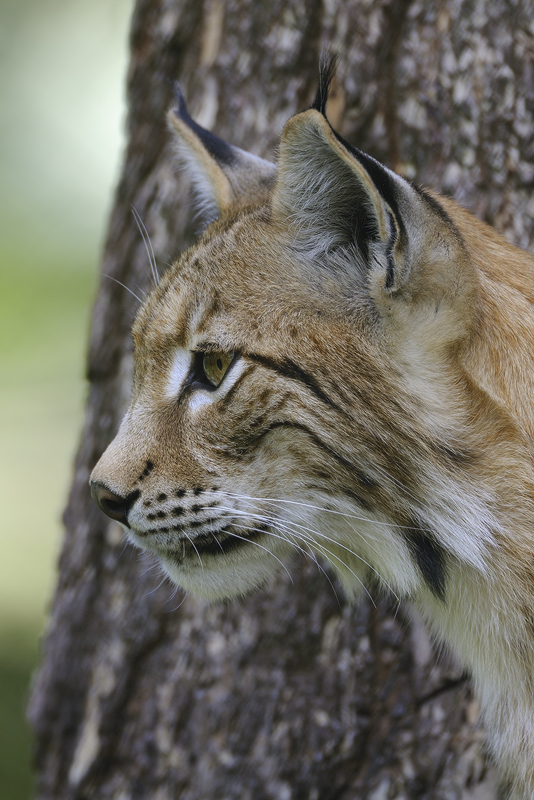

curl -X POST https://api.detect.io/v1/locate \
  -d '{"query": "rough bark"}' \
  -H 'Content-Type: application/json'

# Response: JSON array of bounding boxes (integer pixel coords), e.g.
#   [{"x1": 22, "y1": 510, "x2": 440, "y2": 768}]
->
[{"x1": 29, "y1": 1, "x2": 534, "y2": 798}]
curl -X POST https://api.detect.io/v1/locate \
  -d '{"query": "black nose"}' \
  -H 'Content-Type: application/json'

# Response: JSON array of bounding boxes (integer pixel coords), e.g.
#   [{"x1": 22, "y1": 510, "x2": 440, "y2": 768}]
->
[{"x1": 90, "y1": 482, "x2": 138, "y2": 526}]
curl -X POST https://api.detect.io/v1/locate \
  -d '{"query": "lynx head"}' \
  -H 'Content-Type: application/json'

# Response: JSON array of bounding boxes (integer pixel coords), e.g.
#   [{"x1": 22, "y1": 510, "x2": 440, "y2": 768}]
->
[{"x1": 90, "y1": 63, "x2": 482, "y2": 603}]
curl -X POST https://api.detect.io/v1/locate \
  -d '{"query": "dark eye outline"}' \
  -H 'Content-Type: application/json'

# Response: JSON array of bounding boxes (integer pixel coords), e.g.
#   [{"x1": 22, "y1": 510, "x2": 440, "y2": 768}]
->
[{"x1": 186, "y1": 350, "x2": 238, "y2": 392}]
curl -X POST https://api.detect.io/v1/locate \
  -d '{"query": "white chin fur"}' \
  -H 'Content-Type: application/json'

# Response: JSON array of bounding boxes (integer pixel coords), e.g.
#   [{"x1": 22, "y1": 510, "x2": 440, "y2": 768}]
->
[{"x1": 159, "y1": 554, "x2": 278, "y2": 600}]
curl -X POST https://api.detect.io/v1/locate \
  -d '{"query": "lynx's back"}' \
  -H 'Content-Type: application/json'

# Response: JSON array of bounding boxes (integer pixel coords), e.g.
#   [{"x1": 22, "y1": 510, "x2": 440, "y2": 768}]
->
[{"x1": 91, "y1": 67, "x2": 534, "y2": 797}]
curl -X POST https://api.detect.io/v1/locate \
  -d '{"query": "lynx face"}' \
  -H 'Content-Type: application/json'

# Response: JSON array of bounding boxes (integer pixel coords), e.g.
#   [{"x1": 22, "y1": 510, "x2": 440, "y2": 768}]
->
[
  {"x1": 92, "y1": 214, "x2": 440, "y2": 601},
  {"x1": 91, "y1": 78, "x2": 486, "y2": 604}
]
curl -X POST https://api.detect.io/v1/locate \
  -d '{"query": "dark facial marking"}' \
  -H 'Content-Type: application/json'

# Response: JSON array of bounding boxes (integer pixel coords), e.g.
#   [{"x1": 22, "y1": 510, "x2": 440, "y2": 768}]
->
[
  {"x1": 216, "y1": 366, "x2": 255, "y2": 412},
  {"x1": 246, "y1": 353, "x2": 345, "y2": 415},
  {"x1": 188, "y1": 518, "x2": 219, "y2": 530},
  {"x1": 175, "y1": 489, "x2": 186, "y2": 498},
  {"x1": 434, "y1": 443, "x2": 476, "y2": 467},
  {"x1": 157, "y1": 493, "x2": 167, "y2": 502},
  {"x1": 172, "y1": 507, "x2": 184, "y2": 517},
  {"x1": 138, "y1": 461, "x2": 155, "y2": 482},
  {"x1": 404, "y1": 525, "x2": 447, "y2": 601},
  {"x1": 250, "y1": 420, "x2": 356, "y2": 475}
]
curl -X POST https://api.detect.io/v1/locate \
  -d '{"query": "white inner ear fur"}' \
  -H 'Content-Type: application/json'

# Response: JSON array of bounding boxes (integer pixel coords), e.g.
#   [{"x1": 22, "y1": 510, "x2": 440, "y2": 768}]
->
[
  {"x1": 168, "y1": 110, "x2": 233, "y2": 223},
  {"x1": 272, "y1": 110, "x2": 391, "y2": 251},
  {"x1": 167, "y1": 109, "x2": 276, "y2": 227}
]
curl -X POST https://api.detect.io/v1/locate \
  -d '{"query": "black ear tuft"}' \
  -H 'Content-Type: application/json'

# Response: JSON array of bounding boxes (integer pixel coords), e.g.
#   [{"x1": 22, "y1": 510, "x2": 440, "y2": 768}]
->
[
  {"x1": 311, "y1": 52, "x2": 339, "y2": 117},
  {"x1": 173, "y1": 81, "x2": 189, "y2": 119},
  {"x1": 172, "y1": 81, "x2": 237, "y2": 167}
]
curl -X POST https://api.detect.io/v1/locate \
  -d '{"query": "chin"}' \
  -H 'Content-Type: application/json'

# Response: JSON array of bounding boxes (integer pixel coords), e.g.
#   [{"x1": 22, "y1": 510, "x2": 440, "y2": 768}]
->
[{"x1": 158, "y1": 553, "x2": 278, "y2": 600}]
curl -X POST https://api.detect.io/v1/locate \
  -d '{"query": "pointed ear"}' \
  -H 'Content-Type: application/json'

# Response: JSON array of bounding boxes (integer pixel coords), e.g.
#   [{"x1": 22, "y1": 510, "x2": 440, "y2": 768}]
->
[
  {"x1": 272, "y1": 109, "x2": 423, "y2": 291},
  {"x1": 168, "y1": 84, "x2": 276, "y2": 226}
]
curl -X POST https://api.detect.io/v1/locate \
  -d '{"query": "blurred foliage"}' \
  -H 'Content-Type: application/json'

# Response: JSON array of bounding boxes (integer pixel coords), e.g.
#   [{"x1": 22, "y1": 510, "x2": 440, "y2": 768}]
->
[
  {"x1": 0, "y1": 627, "x2": 41, "y2": 798},
  {"x1": 0, "y1": 0, "x2": 132, "y2": 795}
]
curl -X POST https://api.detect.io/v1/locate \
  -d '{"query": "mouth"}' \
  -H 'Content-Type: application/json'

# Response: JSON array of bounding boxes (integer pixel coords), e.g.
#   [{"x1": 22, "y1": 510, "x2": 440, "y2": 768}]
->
[{"x1": 131, "y1": 521, "x2": 270, "y2": 559}]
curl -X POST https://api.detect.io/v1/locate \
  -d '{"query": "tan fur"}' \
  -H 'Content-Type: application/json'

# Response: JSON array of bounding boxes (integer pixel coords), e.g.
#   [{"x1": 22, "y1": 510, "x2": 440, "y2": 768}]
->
[{"x1": 91, "y1": 89, "x2": 534, "y2": 797}]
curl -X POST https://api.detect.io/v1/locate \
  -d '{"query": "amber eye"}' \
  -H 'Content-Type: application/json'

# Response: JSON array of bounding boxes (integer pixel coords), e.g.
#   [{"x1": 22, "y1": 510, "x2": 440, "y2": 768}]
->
[{"x1": 202, "y1": 351, "x2": 234, "y2": 387}]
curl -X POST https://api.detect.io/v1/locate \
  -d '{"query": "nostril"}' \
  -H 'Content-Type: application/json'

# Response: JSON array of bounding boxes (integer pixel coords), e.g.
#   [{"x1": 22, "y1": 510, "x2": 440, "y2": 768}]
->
[{"x1": 90, "y1": 482, "x2": 137, "y2": 527}]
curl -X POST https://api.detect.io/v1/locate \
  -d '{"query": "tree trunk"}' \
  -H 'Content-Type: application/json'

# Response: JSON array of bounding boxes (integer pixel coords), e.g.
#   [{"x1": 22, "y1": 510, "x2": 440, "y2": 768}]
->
[{"x1": 29, "y1": 1, "x2": 534, "y2": 797}]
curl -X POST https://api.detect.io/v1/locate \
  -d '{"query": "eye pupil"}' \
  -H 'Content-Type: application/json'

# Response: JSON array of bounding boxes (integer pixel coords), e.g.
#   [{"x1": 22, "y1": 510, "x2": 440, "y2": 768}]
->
[{"x1": 200, "y1": 351, "x2": 235, "y2": 388}]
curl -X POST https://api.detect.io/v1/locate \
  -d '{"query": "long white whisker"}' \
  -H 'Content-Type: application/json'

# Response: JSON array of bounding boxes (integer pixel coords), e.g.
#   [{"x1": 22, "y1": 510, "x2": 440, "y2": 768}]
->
[
  {"x1": 146, "y1": 573, "x2": 169, "y2": 596},
  {"x1": 131, "y1": 205, "x2": 159, "y2": 287},
  {"x1": 117, "y1": 540, "x2": 131, "y2": 562},
  {"x1": 216, "y1": 501, "x2": 379, "y2": 578},
  {"x1": 221, "y1": 490, "x2": 430, "y2": 534},
  {"x1": 167, "y1": 593, "x2": 187, "y2": 613},
  {"x1": 216, "y1": 494, "x2": 401, "y2": 602},
  {"x1": 230, "y1": 519, "x2": 337, "y2": 594},
  {"x1": 103, "y1": 274, "x2": 144, "y2": 304},
  {"x1": 269, "y1": 516, "x2": 380, "y2": 604},
  {"x1": 249, "y1": 522, "x2": 342, "y2": 606},
  {"x1": 225, "y1": 526, "x2": 294, "y2": 583},
  {"x1": 131, "y1": 205, "x2": 158, "y2": 285},
  {"x1": 216, "y1": 505, "x2": 378, "y2": 604},
  {"x1": 138, "y1": 552, "x2": 160, "y2": 577},
  {"x1": 182, "y1": 530, "x2": 204, "y2": 571}
]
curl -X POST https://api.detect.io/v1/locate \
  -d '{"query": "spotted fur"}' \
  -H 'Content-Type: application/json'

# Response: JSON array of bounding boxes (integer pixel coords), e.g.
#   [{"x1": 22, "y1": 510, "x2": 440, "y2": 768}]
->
[{"x1": 91, "y1": 63, "x2": 534, "y2": 797}]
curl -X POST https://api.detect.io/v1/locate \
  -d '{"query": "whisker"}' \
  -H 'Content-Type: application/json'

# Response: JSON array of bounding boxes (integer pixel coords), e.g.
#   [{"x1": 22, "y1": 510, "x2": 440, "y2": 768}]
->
[
  {"x1": 271, "y1": 516, "x2": 379, "y2": 604},
  {"x1": 146, "y1": 573, "x2": 169, "y2": 596},
  {"x1": 231, "y1": 519, "x2": 336, "y2": 593},
  {"x1": 373, "y1": 464, "x2": 422, "y2": 505},
  {"x1": 216, "y1": 495, "x2": 401, "y2": 602},
  {"x1": 117, "y1": 540, "x2": 131, "y2": 562},
  {"x1": 167, "y1": 593, "x2": 187, "y2": 613},
  {"x1": 103, "y1": 273, "x2": 144, "y2": 304},
  {"x1": 131, "y1": 205, "x2": 160, "y2": 287},
  {"x1": 247, "y1": 521, "x2": 342, "y2": 607},
  {"x1": 163, "y1": 579, "x2": 182, "y2": 607},
  {"x1": 228, "y1": 525, "x2": 294, "y2": 584},
  {"x1": 271, "y1": 521, "x2": 375, "y2": 605},
  {"x1": 183, "y1": 530, "x2": 205, "y2": 571},
  {"x1": 217, "y1": 505, "x2": 378, "y2": 605},
  {"x1": 138, "y1": 552, "x2": 161, "y2": 577},
  {"x1": 221, "y1": 490, "x2": 430, "y2": 534}
]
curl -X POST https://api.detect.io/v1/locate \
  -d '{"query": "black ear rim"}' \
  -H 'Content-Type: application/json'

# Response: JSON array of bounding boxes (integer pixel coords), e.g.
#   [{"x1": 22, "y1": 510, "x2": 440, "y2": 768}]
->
[{"x1": 172, "y1": 81, "x2": 237, "y2": 168}]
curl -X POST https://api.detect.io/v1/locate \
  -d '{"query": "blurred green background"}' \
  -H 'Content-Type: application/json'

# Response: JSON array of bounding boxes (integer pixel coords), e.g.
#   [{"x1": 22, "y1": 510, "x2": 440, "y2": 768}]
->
[{"x1": 0, "y1": 0, "x2": 132, "y2": 795}]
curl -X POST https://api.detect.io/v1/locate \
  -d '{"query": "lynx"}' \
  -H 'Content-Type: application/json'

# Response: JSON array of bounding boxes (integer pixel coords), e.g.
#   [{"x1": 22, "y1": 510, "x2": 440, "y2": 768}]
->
[{"x1": 91, "y1": 63, "x2": 534, "y2": 797}]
